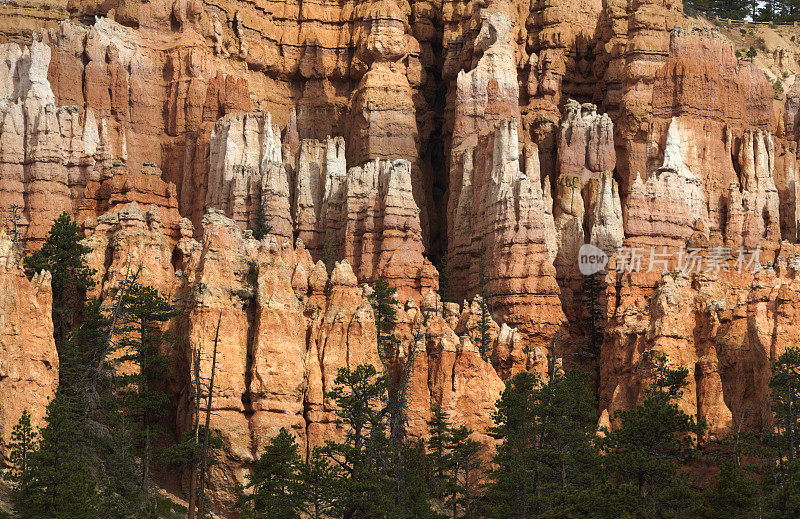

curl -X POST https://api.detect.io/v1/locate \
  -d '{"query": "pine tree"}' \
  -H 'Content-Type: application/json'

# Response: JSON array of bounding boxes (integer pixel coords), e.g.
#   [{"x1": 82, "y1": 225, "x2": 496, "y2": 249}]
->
[
  {"x1": 398, "y1": 439, "x2": 444, "y2": 519},
  {"x1": 319, "y1": 364, "x2": 397, "y2": 518},
  {"x1": 97, "y1": 409, "x2": 144, "y2": 519},
  {"x1": 427, "y1": 406, "x2": 452, "y2": 498},
  {"x1": 444, "y1": 425, "x2": 482, "y2": 519},
  {"x1": 321, "y1": 233, "x2": 339, "y2": 297},
  {"x1": 692, "y1": 461, "x2": 761, "y2": 519},
  {"x1": 321, "y1": 233, "x2": 338, "y2": 275},
  {"x1": 239, "y1": 428, "x2": 305, "y2": 518},
  {"x1": 683, "y1": 0, "x2": 712, "y2": 15},
  {"x1": 758, "y1": 0, "x2": 779, "y2": 20},
  {"x1": 436, "y1": 253, "x2": 451, "y2": 306},
  {"x1": 476, "y1": 254, "x2": 492, "y2": 361},
  {"x1": 710, "y1": 0, "x2": 750, "y2": 18},
  {"x1": 770, "y1": 347, "x2": 800, "y2": 462},
  {"x1": 598, "y1": 353, "x2": 706, "y2": 517},
  {"x1": 252, "y1": 201, "x2": 273, "y2": 240},
  {"x1": 299, "y1": 447, "x2": 338, "y2": 519},
  {"x1": 369, "y1": 278, "x2": 400, "y2": 363},
  {"x1": 5, "y1": 204, "x2": 23, "y2": 245},
  {"x1": 582, "y1": 273, "x2": 604, "y2": 357},
  {"x1": 23, "y1": 212, "x2": 96, "y2": 347},
  {"x1": 14, "y1": 389, "x2": 100, "y2": 519},
  {"x1": 4, "y1": 410, "x2": 37, "y2": 483},
  {"x1": 112, "y1": 283, "x2": 179, "y2": 501},
  {"x1": 484, "y1": 372, "x2": 541, "y2": 518},
  {"x1": 484, "y1": 370, "x2": 600, "y2": 518},
  {"x1": 763, "y1": 346, "x2": 800, "y2": 516},
  {"x1": 58, "y1": 299, "x2": 111, "y2": 392}
]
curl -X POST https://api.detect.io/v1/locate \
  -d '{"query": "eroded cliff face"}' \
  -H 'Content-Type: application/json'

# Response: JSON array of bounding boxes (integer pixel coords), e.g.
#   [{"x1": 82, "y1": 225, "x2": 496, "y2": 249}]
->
[
  {"x1": 0, "y1": 232, "x2": 57, "y2": 464},
  {"x1": 8, "y1": 0, "x2": 800, "y2": 513}
]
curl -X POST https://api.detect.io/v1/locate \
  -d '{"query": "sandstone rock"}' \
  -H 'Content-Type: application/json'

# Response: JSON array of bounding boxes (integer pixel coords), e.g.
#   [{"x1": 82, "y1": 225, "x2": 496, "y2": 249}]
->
[
  {"x1": 0, "y1": 231, "x2": 58, "y2": 463},
  {"x1": 557, "y1": 99, "x2": 615, "y2": 186}
]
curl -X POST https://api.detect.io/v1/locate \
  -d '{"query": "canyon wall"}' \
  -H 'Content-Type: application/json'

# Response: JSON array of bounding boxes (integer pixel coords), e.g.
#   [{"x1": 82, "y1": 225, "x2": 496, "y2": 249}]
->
[
  {"x1": 0, "y1": 231, "x2": 57, "y2": 462},
  {"x1": 7, "y1": 0, "x2": 800, "y2": 513}
]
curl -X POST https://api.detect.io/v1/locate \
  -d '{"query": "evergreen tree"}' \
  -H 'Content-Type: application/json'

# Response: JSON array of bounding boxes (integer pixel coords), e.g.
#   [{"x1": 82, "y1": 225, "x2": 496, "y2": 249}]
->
[
  {"x1": 762, "y1": 346, "x2": 800, "y2": 517},
  {"x1": 444, "y1": 425, "x2": 482, "y2": 519},
  {"x1": 97, "y1": 409, "x2": 145, "y2": 519},
  {"x1": 252, "y1": 202, "x2": 273, "y2": 240},
  {"x1": 692, "y1": 461, "x2": 761, "y2": 519},
  {"x1": 428, "y1": 406, "x2": 452, "y2": 498},
  {"x1": 319, "y1": 364, "x2": 397, "y2": 518},
  {"x1": 746, "y1": 0, "x2": 760, "y2": 19},
  {"x1": 398, "y1": 439, "x2": 444, "y2": 519},
  {"x1": 758, "y1": 0, "x2": 779, "y2": 20},
  {"x1": 23, "y1": 212, "x2": 96, "y2": 346},
  {"x1": 4, "y1": 410, "x2": 37, "y2": 483},
  {"x1": 299, "y1": 447, "x2": 338, "y2": 519},
  {"x1": 14, "y1": 389, "x2": 100, "y2": 519},
  {"x1": 436, "y1": 253, "x2": 451, "y2": 306},
  {"x1": 770, "y1": 347, "x2": 800, "y2": 462},
  {"x1": 321, "y1": 233, "x2": 338, "y2": 275},
  {"x1": 112, "y1": 283, "x2": 179, "y2": 500},
  {"x1": 598, "y1": 353, "x2": 706, "y2": 517},
  {"x1": 321, "y1": 233, "x2": 339, "y2": 297},
  {"x1": 239, "y1": 428, "x2": 305, "y2": 518},
  {"x1": 711, "y1": 0, "x2": 749, "y2": 18},
  {"x1": 477, "y1": 254, "x2": 492, "y2": 361},
  {"x1": 582, "y1": 273, "x2": 604, "y2": 357},
  {"x1": 683, "y1": 0, "x2": 712, "y2": 14},
  {"x1": 58, "y1": 299, "x2": 111, "y2": 392},
  {"x1": 5, "y1": 204, "x2": 23, "y2": 245},
  {"x1": 484, "y1": 370, "x2": 600, "y2": 518},
  {"x1": 369, "y1": 278, "x2": 400, "y2": 363}
]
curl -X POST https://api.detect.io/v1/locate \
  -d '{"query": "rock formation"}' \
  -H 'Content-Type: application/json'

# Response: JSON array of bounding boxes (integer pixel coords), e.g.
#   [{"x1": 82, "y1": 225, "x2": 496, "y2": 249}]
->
[
  {"x1": 9, "y1": 0, "x2": 800, "y2": 514},
  {"x1": 0, "y1": 231, "x2": 57, "y2": 462}
]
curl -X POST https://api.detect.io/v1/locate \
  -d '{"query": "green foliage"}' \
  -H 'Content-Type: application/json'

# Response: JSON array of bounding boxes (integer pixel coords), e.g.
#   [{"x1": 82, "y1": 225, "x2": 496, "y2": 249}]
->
[
  {"x1": 775, "y1": 79, "x2": 785, "y2": 95},
  {"x1": 443, "y1": 425, "x2": 483, "y2": 519},
  {"x1": 396, "y1": 439, "x2": 443, "y2": 519},
  {"x1": 692, "y1": 461, "x2": 761, "y2": 519},
  {"x1": 484, "y1": 370, "x2": 599, "y2": 518},
  {"x1": 321, "y1": 233, "x2": 339, "y2": 297},
  {"x1": 4, "y1": 410, "x2": 37, "y2": 484},
  {"x1": 477, "y1": 254, "x2": 492, "y2": 361},
  {"x1": 112, "y1": 283, "x2": 179, "y2": 499},
  {"x1": 23, "y1": 212, "x2": 96, "y2": 346},
  {"x1": 427, "y1": 406, "x2": 452, "y2": 498},
  {"x1": 4, "y1": 204, "x2": 23, "y2": 245},
  {"x1": 747, "y1": 46, "x2": 758, "y2": 58},
  {"x1": 252, "y1": 202, "x2": 273, "y2": 240},
  {"x1": 239, "y1": 428, "x2": 305, "y2": 518},
  {"x1": 58, "y1": 298, "x2": 110, "y2": 390},
  {"x1": 683, "y1": 0, "x2": 751, "y2": 19},
  {"x1": 319, "y1": 364, "x2": 397, "y2": 518},
  {"x1": 598, "y1": 354, "x2": 706, "y2": 517},
  {"x1": 299, "y1": 448, "x2": 338, "y2": 519},
  {"x1": 436, "y1": 253, "x2": 451, "y2": 305},
  {"x1": 321, "y1": 233, "x2": 338, "y2": 275},
  {"x1": 582, "y1": 273, "x2": 604, "y2": 356},
  {"x1": 368, "y1": 278, "x2": 400, "y2": 363},
  {"x1": 762, "y1": 346, "x2": 800, "y2": 516},
  {"x1": 14, "y1": 389, "x2": 100, "y2": 519},
  {"x1": 159, "y1": 426, "x2": 222, "y2": 471}
]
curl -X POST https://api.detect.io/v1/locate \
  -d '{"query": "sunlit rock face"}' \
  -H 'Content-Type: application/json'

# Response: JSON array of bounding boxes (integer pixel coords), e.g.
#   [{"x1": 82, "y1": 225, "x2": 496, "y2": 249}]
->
[
  {"x1": 0, "y1": 231, "x2": 57, "y2": 464},
  {"x1": 10, "y1": 0, "x2": 800, "y2": 513}
]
